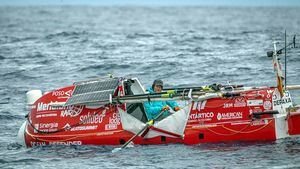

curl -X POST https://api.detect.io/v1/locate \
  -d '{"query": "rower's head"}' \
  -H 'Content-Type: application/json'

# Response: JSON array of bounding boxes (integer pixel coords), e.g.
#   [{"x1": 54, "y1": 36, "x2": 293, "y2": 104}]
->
[{"x1": 152, "y1": 79, "x2": 163, "y2": 92}]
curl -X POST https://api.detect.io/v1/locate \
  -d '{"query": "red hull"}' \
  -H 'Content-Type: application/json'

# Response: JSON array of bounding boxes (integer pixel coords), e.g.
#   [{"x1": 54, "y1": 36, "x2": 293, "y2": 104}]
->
[{"x1": 20, "y1": 80, "x2": 298, "y2": 147}]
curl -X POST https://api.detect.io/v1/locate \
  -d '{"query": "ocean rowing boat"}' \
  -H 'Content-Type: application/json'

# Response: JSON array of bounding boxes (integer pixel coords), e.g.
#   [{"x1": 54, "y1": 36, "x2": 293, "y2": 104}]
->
[{"x1": 17, "y1": 36, "x2": 300, "y2": 148}]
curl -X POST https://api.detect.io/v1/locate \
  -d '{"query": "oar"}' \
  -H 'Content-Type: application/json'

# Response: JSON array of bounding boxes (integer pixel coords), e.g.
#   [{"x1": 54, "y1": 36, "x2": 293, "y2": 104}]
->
[
  {"x1": 286, "y1": 85, "x2": 300, "y2": 90},
  {"x1": 112, "y1": 107, "x2": 167, "y2": 153}
]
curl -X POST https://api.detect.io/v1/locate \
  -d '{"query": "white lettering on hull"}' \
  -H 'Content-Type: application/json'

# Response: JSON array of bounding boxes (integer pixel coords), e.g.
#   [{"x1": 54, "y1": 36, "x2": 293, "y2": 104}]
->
[{"x1": 217, "y1": 112, "x2": 243, "y2": 120}]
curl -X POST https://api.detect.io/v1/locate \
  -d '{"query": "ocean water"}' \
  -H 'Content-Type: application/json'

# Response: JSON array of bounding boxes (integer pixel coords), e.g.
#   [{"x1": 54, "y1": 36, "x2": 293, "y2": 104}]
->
[{"x1": 1, "y1": 6, "x2": 300, "y2": 169}]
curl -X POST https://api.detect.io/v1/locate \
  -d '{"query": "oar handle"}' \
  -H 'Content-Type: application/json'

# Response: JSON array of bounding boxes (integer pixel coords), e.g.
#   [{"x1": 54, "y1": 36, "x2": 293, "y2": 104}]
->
[{"x1": 286, "y1": 85, "x2": 300, "y2": 90}]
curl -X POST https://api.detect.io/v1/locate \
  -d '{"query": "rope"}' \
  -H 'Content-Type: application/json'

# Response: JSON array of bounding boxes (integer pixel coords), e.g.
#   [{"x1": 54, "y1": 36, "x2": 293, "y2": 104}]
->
[
  {"x1": 26, "y1": 124, "x2": 123, "y2": 143},
  {"x1": 204, "y1": 119, "x2": 273, "y2": 136}
]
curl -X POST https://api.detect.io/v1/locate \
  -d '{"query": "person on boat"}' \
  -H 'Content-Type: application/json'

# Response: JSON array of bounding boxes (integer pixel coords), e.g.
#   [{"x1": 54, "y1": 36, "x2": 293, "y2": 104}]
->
[{"x1": 144, "y1": 79, "x2": 180, "y2": 121}]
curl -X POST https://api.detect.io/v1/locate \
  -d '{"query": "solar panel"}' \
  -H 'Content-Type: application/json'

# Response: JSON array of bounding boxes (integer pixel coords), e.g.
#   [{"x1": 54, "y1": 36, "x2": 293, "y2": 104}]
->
[{"x1": 64, "y1": 78, "x2": 119, "y2": 106}]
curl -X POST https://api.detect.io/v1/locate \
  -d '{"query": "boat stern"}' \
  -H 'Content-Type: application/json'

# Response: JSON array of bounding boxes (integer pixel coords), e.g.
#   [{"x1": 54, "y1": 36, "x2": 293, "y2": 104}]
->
[{"x1": 287, "y1": 106, "x2": 300, "y2": 135}]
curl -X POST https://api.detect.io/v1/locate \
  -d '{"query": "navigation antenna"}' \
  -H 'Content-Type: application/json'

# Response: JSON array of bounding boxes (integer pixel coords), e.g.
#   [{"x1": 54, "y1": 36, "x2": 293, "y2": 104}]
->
[
  {"x1": 285, "y1": 30, "x2": 287, "y2": 90},
  {"x1": 267, "y1": 32, "x2": 297, "y2": 97}
]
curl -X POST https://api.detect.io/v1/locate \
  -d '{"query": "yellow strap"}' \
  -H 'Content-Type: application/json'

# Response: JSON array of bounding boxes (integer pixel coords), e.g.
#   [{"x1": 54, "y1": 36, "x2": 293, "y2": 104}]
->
[
  {"x1": 147, "y1": 120, "x2": 154, "y2": 125},
  {"x1": 161, "y1": 94, "x2": 173, "y2": 98},
  {"x1": 166, "y1": 90, "x2": 176, "y2": 94}
]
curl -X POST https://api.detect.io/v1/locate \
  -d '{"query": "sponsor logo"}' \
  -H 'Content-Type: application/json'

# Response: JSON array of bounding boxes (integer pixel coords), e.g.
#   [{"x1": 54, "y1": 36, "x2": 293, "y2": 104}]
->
[
  {"x1": 192, "y1": 101, "x2": 207, "y2": 111},
  {"x1": 49, "y1": 141, "x2": 82, "y2": 146},
  {"x1": 263, "y1": 101, "x2": 272, "y2": 110},
  {"x1": 52, "y1": 90, "x2": 72, "y2": 97},
  {"x1": 251, "y1": 119, "x2": 268, "y2": 126},
  {"x1": 266, "y1": 90, "x2": 273, "y2": 98},
  {"x1": 273, "y1": 98, "x2": 292, "y2": 106},
  {"x1": 36, "y1": 113, "x2": 57, "y2": 118},
  {"x1": 249, "y1": 108, "x2": 262, "y2": 114},
  {"x1": 105, "y1": 124, "x2": 117, "y2": 130},
  {"x1": 30, "y1": 142, "x2": 46, "y2": 147},
  {"x1": 272, "y1": 90, "x2": 293, "y2": 114},
  {"x1": 39, "y1": 122, "x2": 58, "y2": 129},
  {"x1": 71, "y1": 125, "x2": 98, "y2": 131},
  {"x1": 189, "y1": 112, "x2": 214, "y2": 120},
  {"x1": 234, "y1": 98, "x2": 246, "y2": 107},
  {"x1": 60, "y1": 106, "x2": 84, "y2": 117},
  {"x1": 37, "y1": 102, "x2": 84, "y2": 117},
  {"x1": 80, "y1": 111, "x2": 106, "y2": 124},
  {"x1": 223, "y1": 103, "x2": 233, "y2": 108},
  {"x1": 34, "y1": 122, "x2": 58, "y2": 132},
  {"x1": 37, "y1": 102, "x2": 71, "y2": 112},
  {"x1": 105, "y1": 113, "x2": 121, "y2": 130},
  {"x1": 247, "y1": 100, "x2": 263, "y2": 106},
  {"x1": 63, "y1": 123, "x2": 71, "y2": 131},
  {"x1": 217, "y1": 112, "x2": 243, "y2": 120}
]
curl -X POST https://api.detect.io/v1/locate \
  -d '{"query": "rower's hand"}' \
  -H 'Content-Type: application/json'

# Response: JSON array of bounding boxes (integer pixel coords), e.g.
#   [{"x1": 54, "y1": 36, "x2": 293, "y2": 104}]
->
[
  {"x1": 162, "y1": 105, "x2": 170, "y2": 111},
  {"x1": 174, "y1": 106, "x2": 180, "y2": 111}
]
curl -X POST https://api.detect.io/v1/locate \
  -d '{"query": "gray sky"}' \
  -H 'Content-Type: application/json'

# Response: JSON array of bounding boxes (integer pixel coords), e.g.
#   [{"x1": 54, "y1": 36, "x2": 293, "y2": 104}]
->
[{"x1": 1, "y1": 0, "x2": 300, "y2": 6}]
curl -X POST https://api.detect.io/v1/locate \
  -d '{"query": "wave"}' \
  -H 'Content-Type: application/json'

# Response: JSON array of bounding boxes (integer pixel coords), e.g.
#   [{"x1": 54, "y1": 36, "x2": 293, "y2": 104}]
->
[
  {"x1": 126, "y1": 33, "x2": 155, "y2": 39},
  {"x1": 25, "y1": 53, "x2": 46, "y2": 59},
  {"x1": 0, "y1": 97, "x2": 10, "y2": 105},
  {"x1": 45, "y1": 31, "x2": 88, "y2": 39},
  {"x1": 0, "y1": 36, "x2": 37, "y2": 44},
  {"x1": 0, "y1": 111, "x2": 23, "y2": 120},
  {"x1": 0, "y1": 55, "x2": 5, "y2": 60},
  {"x1": 79, "y1": 63, "x2": 132, "y2": 72},
  {"x1": 1, "y1": 69, "x2": 37, "y2": 80}
]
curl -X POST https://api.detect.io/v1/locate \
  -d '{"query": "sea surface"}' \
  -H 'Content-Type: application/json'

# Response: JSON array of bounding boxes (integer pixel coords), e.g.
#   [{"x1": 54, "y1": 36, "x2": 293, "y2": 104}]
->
[{"x1": 1, "y1": 6, "x2": 300, "y2": 169}]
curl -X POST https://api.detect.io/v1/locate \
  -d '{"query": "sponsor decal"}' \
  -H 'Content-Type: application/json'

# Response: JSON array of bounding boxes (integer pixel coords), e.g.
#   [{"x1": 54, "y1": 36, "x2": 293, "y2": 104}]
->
[
  {"x1": 272, "y1": 90, "x2": 293, "y2": 112},
  {"x1": 36, "y1": 113, "x2": 57, "y2": 118},
  {"x1": 223, "y1": 103, "x2": 233, "y2": 108},
  {"x1": 63, "y1": 123, "x2": 71, "y2": 131},
  {"x1": 60, "y1": 105, "x2": 84, "y2": 117},
  {"x1": 192, "y1": 102, "x2": 197, "y2": 110},
  {"x1": 249, "y1": 108, "x2": 262, "y2": 114},
  {"x1": 80, "y1": 111, "x2": 106, "y2": 124},
  {"x1": 251, "y1": 119, "x2": 268, "y2": 126},
  {"x1": 70, "y1": 125, "x2": 98, "y2": 131},
  {"x1": 200, "y1": 100, "x2": 207, "y2": 109},
  {"x1": 247, "y1": 100, "x2": 263, "y2": 106},
  {"x1": 105, "y1": 113, "x2": 121, "y2": 130},
  {"x1": 105, "y1": 124, "x2": 117, "y2": 131},
  {"x1": 52, "y1": 90, "x2": 72, "y2": 98},
  {"x1": 49, "y1": 141, "x2": 82, "y2": 146},
  {"x1": 273, "y1": 98, "x2": 292, "y2": 106},
  {"x1": 39, "y1": 122, "x2": 58, "y2": 129},
  {"x1": 37, "y1": 102, "x2": 71, "y2": 112},
  {"x1": 30, "y1": 142, "x2": 46, "y2": 147},
  {"x1": 37, "y1": 102, "x2": 84, "y2": 117},
  {"x1": 189, "y1": 112, "x2": 214, "y2": 120},
  {"x1": 34, "y1": 122, "x2": 58, "y2": 132},
  {"x1": 263, "y1": 101, "x2": 272, "y2": 110},
  {"x1": 266, "y1": 90, "x2": 273, "y2": 98},
  {"x1": 217, "y1": 112, "x2": 243, "y2": 120},
  {"x1": 234, "y1": 98, "x2": 246, "y2": 107},
  {"x1": 191, "y1": 124, "x2": 217, "y2": 129},
  {"x1": 192, "y1": 101, "x2": 207, "y2": 111}
]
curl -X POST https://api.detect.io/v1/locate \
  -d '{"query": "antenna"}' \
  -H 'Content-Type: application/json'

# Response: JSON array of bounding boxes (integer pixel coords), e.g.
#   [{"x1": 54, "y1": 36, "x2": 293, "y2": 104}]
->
[{"x1": 284, "y1": 30, "x2": 287, "y2": 90}]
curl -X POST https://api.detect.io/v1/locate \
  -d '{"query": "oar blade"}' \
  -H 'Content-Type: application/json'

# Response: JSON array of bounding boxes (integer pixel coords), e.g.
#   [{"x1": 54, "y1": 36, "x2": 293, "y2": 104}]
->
[{"x1": 112, "y1": 147, "x2": 122, "y2": 153}]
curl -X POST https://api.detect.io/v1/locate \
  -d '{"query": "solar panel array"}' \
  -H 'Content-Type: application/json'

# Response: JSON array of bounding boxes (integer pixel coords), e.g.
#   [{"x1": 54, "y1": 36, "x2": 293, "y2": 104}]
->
[{"x1": 64, "y1": 78, "x2": 119, "y2": 106}]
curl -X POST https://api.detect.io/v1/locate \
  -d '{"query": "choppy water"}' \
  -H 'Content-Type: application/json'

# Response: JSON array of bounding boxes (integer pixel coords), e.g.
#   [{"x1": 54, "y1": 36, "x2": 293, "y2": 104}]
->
[{"x1": 1, "y1": 6, "x2": 300, "y2": 169}]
